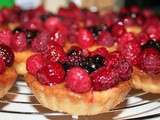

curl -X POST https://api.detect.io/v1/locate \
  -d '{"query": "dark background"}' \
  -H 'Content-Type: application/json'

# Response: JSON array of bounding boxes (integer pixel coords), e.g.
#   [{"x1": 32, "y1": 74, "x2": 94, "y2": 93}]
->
[{"x1": 125, "y1": 0, "x2": 160, "y2": 14}]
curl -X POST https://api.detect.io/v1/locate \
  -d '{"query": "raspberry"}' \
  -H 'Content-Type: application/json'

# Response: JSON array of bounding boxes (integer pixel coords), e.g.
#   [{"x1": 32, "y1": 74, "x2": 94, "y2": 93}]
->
[
  {"x1": 77, "y1": 28, "x2": 95, "y2": 48},
  {"x1": 118, "y1": 32, "x2": 135, "y2": 45},
  {"x1": 97, "y1": 31, "x2": 115, "y2": 47},
  {"x1": 108, "y1": 52, "x2": 132, "y2": 81},
  {"x1": 90, "y1": 67, "x2": 119, "y2": 91},
  {"x1": 90, "y1": 47, "x2": 109, "y2": 58},
  {"x1": 43, "y1": 41, "x2": 66, "y2": 62},
  {"x1": 44, "y1": 16, "x2": 62, "y2": 33},
  {"x1": 12, "y1": 32, "x2": 27, "y2": 51},
  {"x1": 26, "y1": 54, "x2": 45, "y2": 75},
  {"x1": 119, "y1": 40, "x2": 141, "y2": 65},
  {"x1": 140, "y1": 48, "x2": 160, "y2": 74},
  {"x1": 37, "y1": 62, "x2": 65, "y2": 86},
  {"x1": 0, "y1": 44, "x2": 14, "y2": 66},
  {"x1": 50, "y1": 30, "x2": 66, "y2": 46},
  {"x1": 22, "y1": 18, "x2": 43, "y2": 30},
  {"x1": 0, "y1": 58, "x2": 6, "y2": 74},
  {"x1": 137, "y1": 32, "x2": 149, "y2": 45},
  {"x1": 66, "y1": 67, "x2": 91, "y2": 93},
  {"x1": 112, "y1": 22, "x2": 126, "y2": 37},
  {"x1": 31, "y1": 31, "x2": 50, "y2": 52},
  {"x1": 0, "y1": 29, "x2": 13, "y2": 47}
]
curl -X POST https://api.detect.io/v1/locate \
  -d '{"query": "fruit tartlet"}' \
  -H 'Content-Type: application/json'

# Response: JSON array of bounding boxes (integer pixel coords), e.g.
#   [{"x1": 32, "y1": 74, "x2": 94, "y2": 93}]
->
[
  {"x1": 0, "y1": 44, "x2": 17, "y2": 98},
  {"x1": 118, "y1": 27, "x2": 160, "y2": 94},
  {"x1": 118, "y1": 6, "x2": 156, "y2": 34},
  {"x1": 25, "y1": 40, "x2": 132, "y2": 115}
]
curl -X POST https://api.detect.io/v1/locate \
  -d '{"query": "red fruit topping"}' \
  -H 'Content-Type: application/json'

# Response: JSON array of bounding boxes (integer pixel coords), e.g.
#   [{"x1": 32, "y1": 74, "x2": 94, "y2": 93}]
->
[
  {"x1": 26, "y1": 54, "x2": 44, "y2": 75},
  {"x1": 91, "y1": 67, "x2": 119, "y2": 91},
  {"x1": 31, "y1": 31, "x2": 50, "y2": 52},
  {"x1": 0, "y1": 58, "x2": 6, "y2": 74},
  {"x1": 12, "y1": 32, "x2": 27, "y2": 51},
  {"x1": 90, "y1": 47, "x2": 109, "y2": 58},
  {"x1": 44, "y1": 17, "x2": 63, "y2": 33},
  {"x1": 66, "y1": 67, "x2": 91, "y2": 93},
  {"x1": 108, "y1": 52, "x2": 132, "y2": 81},
  {"x1": 77, "y1": 28, "x2": 95, "y2": 48},
  {"x1": 118, "y1": 32, "x2": 135, "y2": 45},
  {"x1": 43, "y1": 41, "x2": 66, "y2": 62},
  {"x1": 119, "y1": 41, "x2": 141, "y2": 65},
  {"x1": 137, "y1": 32, "x2": 149, "y2": 45},
  {"x1": 0, "y1": 44, "x2": 14, "y2": 66},
  {"x1": 37, "y1": 62, "x2": 65, "y2": 86},
  {"x1": 140, "y1": 48, "x2": 160, "y2": 75},
  {"x1": 0, "y1": 29, "x2": 12, "y2": 47},
  {"x1": 112, "y1": 22, "x2": 126, "y2": 37},
  {"x1": 97, "y1": 31, "x2": 116, "y2": 47},
  {"x1": 50, "y1": 30, "x2": 66, "y2": 46}
]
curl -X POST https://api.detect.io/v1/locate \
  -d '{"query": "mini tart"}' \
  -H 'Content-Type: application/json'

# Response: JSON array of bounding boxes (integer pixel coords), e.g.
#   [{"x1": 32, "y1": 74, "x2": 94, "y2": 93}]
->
[
  {"x1": 26, "y1": 74, "x2": 131, "y2": 115},
  {"x1": 131, "y1": 67, "x2": 160, "y2": 94},
  {"x1": 14, "y1": 50, "x2": 35, "y2": 75},
  {"x1": 0, "y1": 66, "x2": 17, "y2": 98}
]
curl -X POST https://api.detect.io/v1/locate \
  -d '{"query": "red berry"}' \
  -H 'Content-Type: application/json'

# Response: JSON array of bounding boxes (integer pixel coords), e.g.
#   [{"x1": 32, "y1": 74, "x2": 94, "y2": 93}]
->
[
  {"x1": 43, "y1": 41, "x2": 66, "y2": 62},
  {"x1": 26, "y1": 54, "x2": 44, "y2": 75},
  {"x1": 50, "y1": 30, "x2": 66, "y2": 46},
  {"x1": 77, "y1": 28, "x2": 95, "y2": 48},
  {"x1": 97, "y1": 31, "x2": 115, "y2": 47},
  {"x1": 31, "y1": 31, "x2": 50, "y2": 52},
  {"x1": 108, "y1": 52, "x2": 132, "y2": 81},
  {"x1": 112, "y1": 22, "x2": 126, "y2": 37},
  {"x1": 90, "y1": 67, "x2": 119, "y2": 91},
  {"x1": 137, "y1": 32, "x2": 149, "y2": 45},
  {"x1": 140, "y1": 48, "x2": 160, "y2": 75},
  {"x1": 44, "y1": 17, "x2": 63, "y2": 33},
  {"x1": 118, "y1": 32, "x2": 135, "y2": 45},
  {"x1": 12, "y1": 32, "x2": 27, "y2": 51},
  {"x1": 0, "y1": 44, "x2": 14, "y2": 66},
  {"x1": 66, "y1": 67, "x2": 91, "y2": 93},
  {"x1": 0, "y1": 29, "x2": 13, "y2": 47},
  {"x1": 0, "y1": 58, "x2": 6, "y2": 74},
  {"x1": 119, "y1": 36, "x2": 141, "y2": 65},
  {"x1": 37, "y1": 62, "x2": 65, "y2": 86}
]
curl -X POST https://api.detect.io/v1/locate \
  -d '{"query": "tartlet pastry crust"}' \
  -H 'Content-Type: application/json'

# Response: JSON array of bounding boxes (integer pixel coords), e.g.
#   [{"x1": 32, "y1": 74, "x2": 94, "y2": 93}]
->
[
  {"x1": 26, "y1": 74, "x2": 131, "y2": 115},
  {"x1": 132, "y1": 67, "x2": 160, "y2": 94},
  {"x1": 14, "y1": 50, "x2": 35, "y2": 75},
  {"x1": 0, "y1": 66, "x2": 17, "y2": 98}
]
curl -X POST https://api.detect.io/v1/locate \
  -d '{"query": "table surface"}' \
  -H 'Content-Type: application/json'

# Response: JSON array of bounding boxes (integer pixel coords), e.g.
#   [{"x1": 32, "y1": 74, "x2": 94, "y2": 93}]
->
[{"x1": 0, "y1": 78, "x2": 160, "y2": 120}]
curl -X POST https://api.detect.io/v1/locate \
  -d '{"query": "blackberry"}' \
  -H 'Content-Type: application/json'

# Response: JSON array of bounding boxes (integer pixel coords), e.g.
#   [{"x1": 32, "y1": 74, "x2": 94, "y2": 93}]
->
[
  {"x1": 40, "y1": 12, "x2": 54, "y2": 21},
  {"x1": 25, "y1": 29, "x2": 38, "y2": 45},
  {"x1": 0, "y1": 44, "x2": 14, "y2": 66},
  {"x1": 62, "y1": 55, "x2": 84, "y2": 71},
  {"x1": 67, "y1": 46, "x2": 82, "y2": 56},
  {"x1": 81, "y1": 55, "x2": 105, "y2": 73},
  {"x1": 87, "y1": 25, "x2": 111, "y2": 37},
  {"x1": 12, "y1": 27, "x2": 23, "y2": 33},
  {"x1": 141, "y1": 40, "x2": 160, "y2": 51}
]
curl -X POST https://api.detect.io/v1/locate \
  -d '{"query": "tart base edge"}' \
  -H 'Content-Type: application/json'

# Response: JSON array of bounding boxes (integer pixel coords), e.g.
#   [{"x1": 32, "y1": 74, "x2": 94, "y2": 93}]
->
[{"x1": 26, "y1": 73, "x2": 131, "y2": 115}]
